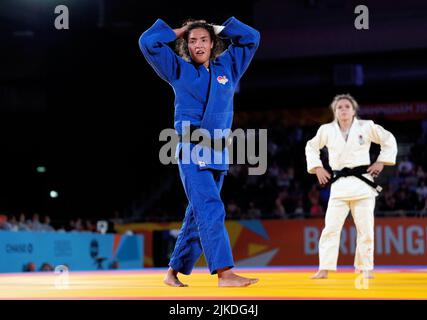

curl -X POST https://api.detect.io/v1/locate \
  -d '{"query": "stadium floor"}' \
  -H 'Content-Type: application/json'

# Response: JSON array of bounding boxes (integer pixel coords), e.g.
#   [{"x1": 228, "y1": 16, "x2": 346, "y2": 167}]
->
[{"x1": 1, "y1": 267, "x2": 427, "y2": 300}]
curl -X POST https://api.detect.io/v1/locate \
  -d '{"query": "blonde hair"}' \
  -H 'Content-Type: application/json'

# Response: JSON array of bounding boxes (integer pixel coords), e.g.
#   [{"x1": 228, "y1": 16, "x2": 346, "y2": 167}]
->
[{"x1": 330, "y1": 94, "x2": 359, "y2": 118}]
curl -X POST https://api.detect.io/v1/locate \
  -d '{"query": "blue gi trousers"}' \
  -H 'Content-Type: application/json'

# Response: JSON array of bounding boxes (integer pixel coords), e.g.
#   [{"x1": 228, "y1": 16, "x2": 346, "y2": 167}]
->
[{"x1": 169, "y1": 160, "x2": 235, "y2": 275}]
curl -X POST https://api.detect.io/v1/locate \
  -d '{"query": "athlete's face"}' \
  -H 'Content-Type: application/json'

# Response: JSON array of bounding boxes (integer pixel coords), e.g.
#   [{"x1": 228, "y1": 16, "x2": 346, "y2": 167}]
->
[
  {"x1": 187, "y1": 28, "x2": 213, "y2": 67},
  {"x1": 334, "y1": 99, "x2": 356, "y2": 122}
]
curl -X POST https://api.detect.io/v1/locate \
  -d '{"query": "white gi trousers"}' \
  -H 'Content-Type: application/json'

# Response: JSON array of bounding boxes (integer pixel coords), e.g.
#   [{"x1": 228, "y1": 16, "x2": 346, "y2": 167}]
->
[{"x1": 318, "y1": 196, "x2": 375, "y2": 271}]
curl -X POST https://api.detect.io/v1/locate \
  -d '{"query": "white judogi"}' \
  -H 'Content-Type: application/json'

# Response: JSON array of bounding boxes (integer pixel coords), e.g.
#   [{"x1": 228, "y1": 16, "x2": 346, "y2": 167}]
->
[{"x1": 305, "y1": 118, "x2": 397, "y2": 271}]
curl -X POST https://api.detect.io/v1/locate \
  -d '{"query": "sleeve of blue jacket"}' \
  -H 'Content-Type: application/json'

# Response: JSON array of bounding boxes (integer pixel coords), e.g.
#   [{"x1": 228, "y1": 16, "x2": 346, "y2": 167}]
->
[
  {"x1": 138, "y1": 19, "x2": 180, "y2": 83},
  {"x1": 218, "y1": 17, "x2": 260, "y2": 81}
]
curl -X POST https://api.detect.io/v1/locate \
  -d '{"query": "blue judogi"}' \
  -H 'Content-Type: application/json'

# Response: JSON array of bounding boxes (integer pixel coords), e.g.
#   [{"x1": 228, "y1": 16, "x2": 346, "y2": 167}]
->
[{"x1": 139, "y1": 17, "x2": 260, "y2": 274}]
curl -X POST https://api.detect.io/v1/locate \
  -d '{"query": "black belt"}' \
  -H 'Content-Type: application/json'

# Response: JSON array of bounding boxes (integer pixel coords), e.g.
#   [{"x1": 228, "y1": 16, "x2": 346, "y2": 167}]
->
[
  {"x1": 178, "y1": 125, "x2": 231, "y2": 151},
  {"x1": 329, "y1": 165, "x2": 383, "y2": 193}
]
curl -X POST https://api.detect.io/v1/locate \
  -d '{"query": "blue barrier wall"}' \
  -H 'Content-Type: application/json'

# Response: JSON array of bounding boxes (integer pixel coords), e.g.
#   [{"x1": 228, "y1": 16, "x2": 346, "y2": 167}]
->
[{"x1": 0, "y1": 231, "x2": 144, "y2": 273}]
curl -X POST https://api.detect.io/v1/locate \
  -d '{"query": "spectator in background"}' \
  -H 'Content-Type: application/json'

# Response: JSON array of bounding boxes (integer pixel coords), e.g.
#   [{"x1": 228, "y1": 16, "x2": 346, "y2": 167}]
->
[
  {"x1": 40, "y1": 263, "x2": 54, "y2": 272},
  {"x1": 245, "y1": 173, "x2": 261, "y2": 190},
  {"x1": 309, "y1": 198, "x2": 324, "y2": 218},
  {"x1": 419, "y1": 198, "x2": 427, "y2": 217},
  {"x1": 292, "y1": 127, "x2": 304, "y2": 144},
  {"x1": 109, "y1": 261, "x2": 120, "y2": 270},
  {"x1": 287, "y1": 167, "x2": 295, "y2": 181},
  {"x1": 268, "y1": 161, "x2": 280, "y2": 178},
  {"x1": 85, "y1": 220, "x2": 95, "y2": 232},
  {"x1": 273, "y1": 188, "x2": 290, "y2": 219},
  {"x1": 292, "y1": 199, "x2": 305, "y2": 219},
  {"x1": 41, "y1": 216, "x2": 55, "y2": 232},
  {"x1": 57, "y1": 225, "x2": 66, "y2": 233},
  {"x1": 68, "y1": 219, "x2": 76, "y2": 231},
  {"x1": 267, "y1": 140, "x2": 279, "y2": 157},
  {"x1": 377, "y1": 185, "x2": 398, "y2": 214},
  {"x1": 308, "y1": 184, "x2": 320, "y2": 205},
  {"x1": 277, "y1": 168, "x2": 291, "y2": 188},
  {"x1": 415, "y1": 165, "x2": 426, "y2": 180},
  {"x1": 384, "y1": 193, "x2": 397, "y2": 213},
  {"x1": 0, "y1": 215, "x2": 12, "y2": 231},
  {"x1": 291, "y1": 180, "x2": 304, "y2": 198},
  {"x1": 226, "y1": 199, "x2": 241, "y2": 219},
  {"x1": 228, "y1": 164, "x2": 244, "y2": 178},
  {"x1": 273, "y1": 196, "x2": 287, "y2": 219},
  {"x1": 398, "y1": 156, "x2": 414, "y2": 177},
  {"x1": 8, "y1": 216, "x2": 19, "y2": 232},
  {"x1": 110, "y1": 210, "x2": 124, "y2": 225},
  {"x1": 388, "y1": 173, "x2": 402, "y2": 194},
  {"x1": 73, "y1": 218, "x2": 84, "y2": 232},
  {"x1": 18, "y1": 213, "x2": 30, "y2": 231},
  {"x1": 30, "y1": 213, "x2": 43, "y2": 231},
  {"x1": 23, "y1": 262, "x2": 36, "y2": 272},
  {"x1": 416, "y1": 180, "x2": 427, "y2": 203},
  {"x1": 395, "y1": 186, "x2": 417, "y2": 212},
  {"x1": 247, "y1": 201, "x2": 261, "y2": 219}
]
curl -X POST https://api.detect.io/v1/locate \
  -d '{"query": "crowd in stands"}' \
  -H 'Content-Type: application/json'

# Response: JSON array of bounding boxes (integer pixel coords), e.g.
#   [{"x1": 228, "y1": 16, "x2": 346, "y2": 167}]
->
[
  {"x1": 146, "y1": 119, "x2": 427, "y2": 221},
  {"x1": 22, "y1": 261, "x2": 119, "y2": 272},
  {"x1": 2, "y1": 120, "x2": 426, "y2": 225},
  {"x1": 376, "y1": 156, "x2": 427, "y2": 215},
  {"x1": 23, "y1": 262, "x2": 55, "y2": 272},
  {"x1": 0, "y1": 213, "x2": 108, "y2": 233},
  {"x1": 0, "y1": 213, "x2": 54, "y2": 232},
  {"x1": 222, "y1": 126, "x2": 333, "y2": 220},
  {"x1": 222, "y1": 121, "x2": 427, "y2": 220}
]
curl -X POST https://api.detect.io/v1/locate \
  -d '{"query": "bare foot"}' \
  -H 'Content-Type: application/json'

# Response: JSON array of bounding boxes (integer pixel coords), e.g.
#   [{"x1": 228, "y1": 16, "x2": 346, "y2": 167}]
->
[
  {"x1": 163, "y1": 268, "x2": 188, "y2": 287},
  {"x1": 218, "y1": 269, "x2": 258, "y2": 287},
  {"x1": 362, "y1": 270, "x2": 374, "y2": 279},
  {"x1": 311, "y1": 270, "x2": 328, "y2": 279}
]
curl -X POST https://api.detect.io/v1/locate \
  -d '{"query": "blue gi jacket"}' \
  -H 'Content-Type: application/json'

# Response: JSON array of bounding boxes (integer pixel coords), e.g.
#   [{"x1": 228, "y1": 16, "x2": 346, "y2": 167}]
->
[{"x1": 139, "y1": 17, "x2": 260, "y2": 171}]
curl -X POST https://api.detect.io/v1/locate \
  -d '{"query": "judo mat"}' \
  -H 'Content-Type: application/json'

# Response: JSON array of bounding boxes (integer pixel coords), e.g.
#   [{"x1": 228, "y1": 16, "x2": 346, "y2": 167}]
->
[{"x1": 1, "y1": 267, "x2": 426, "y2": 300}]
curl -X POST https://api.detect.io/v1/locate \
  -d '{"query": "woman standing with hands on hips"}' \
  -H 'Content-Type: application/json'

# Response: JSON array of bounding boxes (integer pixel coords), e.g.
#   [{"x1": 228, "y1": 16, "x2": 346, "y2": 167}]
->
[
  {"x1": 305, "y1": 94, "x2": 397, "y2": 279},
  {"x1": 139, "y1": 17, "x2": 260, "y2": 287}
]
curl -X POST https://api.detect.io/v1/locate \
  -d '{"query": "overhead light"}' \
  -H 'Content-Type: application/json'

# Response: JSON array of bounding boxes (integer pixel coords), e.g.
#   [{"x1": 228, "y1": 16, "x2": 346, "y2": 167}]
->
[
  {"x1": 50, "y1": 191, "x2": 58, "y2": 198},
  {"x1": 37, "y1": 166, "x2": 46, "y2": 173}
]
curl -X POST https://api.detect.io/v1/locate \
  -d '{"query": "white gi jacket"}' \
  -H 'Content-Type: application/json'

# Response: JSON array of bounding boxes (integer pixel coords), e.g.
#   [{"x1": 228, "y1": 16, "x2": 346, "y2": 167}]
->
[{"x1": 305, "y1": 118, "x2": 397, "y2": 200}]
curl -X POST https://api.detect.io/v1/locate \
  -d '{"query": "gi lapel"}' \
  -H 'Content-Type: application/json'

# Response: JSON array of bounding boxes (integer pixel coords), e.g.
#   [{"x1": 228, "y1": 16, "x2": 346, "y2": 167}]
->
[
  {"x1": 333, "y1": 120, "x2": 347, "y2": 162},
  {"x1": 196, "y1": 63, "x2": 230, "y2": 169},
  {"x1": 337, "y1": 118, "x2": 360, "y2": 166},
  {"x1": 200, "y1": 62, "x2": 216, "y2": 134}
]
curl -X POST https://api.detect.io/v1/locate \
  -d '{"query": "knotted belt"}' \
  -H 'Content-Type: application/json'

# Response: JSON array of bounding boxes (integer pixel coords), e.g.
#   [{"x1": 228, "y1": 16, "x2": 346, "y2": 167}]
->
[
  {"x1": 178, "y1": 125, "x2": 231, "y2": 151},
  {"x1": 329, "y1": 165, "x2": 383, "y2": 193}
]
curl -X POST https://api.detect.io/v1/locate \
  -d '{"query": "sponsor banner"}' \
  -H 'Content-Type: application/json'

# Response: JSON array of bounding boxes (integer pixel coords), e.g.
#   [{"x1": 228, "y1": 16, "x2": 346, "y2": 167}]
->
[
  {"x1": 115, "y1": 222, "x2": 181, "y2": 267},
  {"x1": 117, "y1": 218, "x2": 427, "y2": 267},
  {"x1": 0, "y1": 231, "x2": 144, "y2": 273},
  {"x1": 233, "y1": 101, "x2": 427, "y2": 127},
  {"x1": 358, "y1": 102, "x2": 427, "y2": 121}
]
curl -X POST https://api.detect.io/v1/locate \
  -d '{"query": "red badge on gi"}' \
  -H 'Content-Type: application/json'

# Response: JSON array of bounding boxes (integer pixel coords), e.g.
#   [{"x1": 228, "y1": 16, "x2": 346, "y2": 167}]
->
[{"x1": 217, "y1": 75, "x2": 229, "y2": 85}]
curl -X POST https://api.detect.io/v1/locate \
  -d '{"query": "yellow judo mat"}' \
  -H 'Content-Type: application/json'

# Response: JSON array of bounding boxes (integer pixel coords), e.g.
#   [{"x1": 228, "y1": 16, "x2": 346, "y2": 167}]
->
[{"x1": 1, "y1": 268, "x2": 427, "y2": 300}]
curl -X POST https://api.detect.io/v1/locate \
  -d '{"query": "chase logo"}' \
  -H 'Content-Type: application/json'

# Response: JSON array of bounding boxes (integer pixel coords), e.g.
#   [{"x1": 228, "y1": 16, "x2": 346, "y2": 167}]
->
[
  {"x1": 5, "y1": 243, "x2": 33, "y2": 254},
  {"x1": 217, "y1": 75, "x2": 228, "y2": 85}
]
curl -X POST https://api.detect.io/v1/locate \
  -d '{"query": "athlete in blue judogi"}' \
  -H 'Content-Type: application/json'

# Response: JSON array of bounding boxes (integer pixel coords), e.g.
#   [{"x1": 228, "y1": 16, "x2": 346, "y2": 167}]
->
[{"x1": 139, "y1": 17, "x2": 260, "y2": 287}]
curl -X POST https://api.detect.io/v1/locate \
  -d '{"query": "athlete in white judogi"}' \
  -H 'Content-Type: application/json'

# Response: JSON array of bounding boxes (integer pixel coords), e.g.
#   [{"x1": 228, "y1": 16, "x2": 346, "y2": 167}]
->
[{"x1": 305, "y1": 94, "x2": 397, "y2": 279}]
